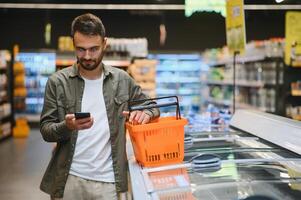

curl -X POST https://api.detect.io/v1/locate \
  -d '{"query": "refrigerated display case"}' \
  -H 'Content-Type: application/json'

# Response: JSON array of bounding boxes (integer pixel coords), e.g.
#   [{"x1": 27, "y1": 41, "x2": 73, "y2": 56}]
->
[
  {"x1": 15, "y1": 50, "x2": 56, "y2": 121},
  {"x1": 148, "y1": 54, "x2": 205, "y2": 115},
  {"x1": 127, "y1": 110, "x2": 301, "y2": 200}
]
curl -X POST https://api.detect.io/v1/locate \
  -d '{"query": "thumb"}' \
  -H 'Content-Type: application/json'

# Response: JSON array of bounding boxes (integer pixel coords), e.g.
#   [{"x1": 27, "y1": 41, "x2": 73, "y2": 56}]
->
[{"x1": 65, "y1": 114, "x2": 75, "y2": 120}]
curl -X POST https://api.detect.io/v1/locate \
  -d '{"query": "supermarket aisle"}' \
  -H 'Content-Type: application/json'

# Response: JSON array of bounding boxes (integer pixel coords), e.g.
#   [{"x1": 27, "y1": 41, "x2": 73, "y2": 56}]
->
[{"x1": 0, "y1": 128, "x2": 52, "y2": 200}]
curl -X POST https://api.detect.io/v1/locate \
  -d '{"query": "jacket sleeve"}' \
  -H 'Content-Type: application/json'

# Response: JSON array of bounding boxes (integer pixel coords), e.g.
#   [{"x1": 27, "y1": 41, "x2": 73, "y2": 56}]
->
[
  {"x1": 128, "y1": 76, "x2": 160, "y2": 119},
  {"x1": 40, "y1": 76, "x2": 73, "y2": 142}
]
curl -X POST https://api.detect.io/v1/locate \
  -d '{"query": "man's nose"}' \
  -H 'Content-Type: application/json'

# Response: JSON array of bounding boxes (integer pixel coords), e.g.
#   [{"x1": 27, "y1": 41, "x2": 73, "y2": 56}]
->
[{"x1": 83, "y1": 50, "x2": 91, "y2": 59}]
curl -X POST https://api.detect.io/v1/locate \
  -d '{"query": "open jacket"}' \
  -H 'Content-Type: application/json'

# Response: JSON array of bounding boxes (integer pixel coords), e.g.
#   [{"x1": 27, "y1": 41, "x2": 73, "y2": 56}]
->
[{"x1": 40, "y1": 63, "x2": 160, "y2": 198}]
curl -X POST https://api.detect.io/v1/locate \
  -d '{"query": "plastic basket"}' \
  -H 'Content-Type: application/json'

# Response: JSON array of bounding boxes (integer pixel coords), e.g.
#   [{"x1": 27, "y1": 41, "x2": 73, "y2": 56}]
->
[{"x1": 126, "y1": 96, "x2": 188, "y2": 167}]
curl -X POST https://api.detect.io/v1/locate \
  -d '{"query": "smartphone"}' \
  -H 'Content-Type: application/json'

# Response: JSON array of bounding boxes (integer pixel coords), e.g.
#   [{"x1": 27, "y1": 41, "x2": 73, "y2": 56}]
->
[{"x1": 74, "y1": 112, "x2": 91, "y2": 119}]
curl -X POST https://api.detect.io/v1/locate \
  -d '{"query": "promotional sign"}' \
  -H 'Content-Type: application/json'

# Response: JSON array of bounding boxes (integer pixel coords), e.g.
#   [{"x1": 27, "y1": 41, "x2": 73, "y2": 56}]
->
[
  {"x1": 185, "y1": 0, "x2": 226, "y2": 17},
  {"x1": 225, "y1": 0, "x2": 246, "y2": 54},
  {"x1": 285, "y1": 12, "x2": 301, "y2": 67}
]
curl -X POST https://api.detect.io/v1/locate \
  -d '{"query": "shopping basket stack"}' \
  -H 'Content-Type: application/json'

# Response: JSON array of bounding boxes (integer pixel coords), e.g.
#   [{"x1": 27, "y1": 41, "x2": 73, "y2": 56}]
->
[{"x1": 126, "y1": 96, "x2": 188, "y2": 167}]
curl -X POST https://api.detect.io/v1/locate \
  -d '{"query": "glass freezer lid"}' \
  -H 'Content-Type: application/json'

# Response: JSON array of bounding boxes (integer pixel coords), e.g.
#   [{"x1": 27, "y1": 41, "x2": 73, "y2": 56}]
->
[
  {"x1": 145, "y1": 160, "x2": 301, "y2": 200},
  {"x1": 184, "y1": 147, "x2": 300, "y2": 162},
  {"x1": 184, "y1": 129, "x2": 301, "y2": 161}
]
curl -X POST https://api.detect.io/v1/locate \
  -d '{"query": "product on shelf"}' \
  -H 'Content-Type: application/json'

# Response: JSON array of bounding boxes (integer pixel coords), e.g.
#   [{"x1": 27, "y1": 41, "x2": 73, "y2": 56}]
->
[
  {"x1": 286, "y1": 105, "x2": 301, "y2": 121},
  {"x1": 58, "y1": 36, "x2": 74, "y2": 52},
  {"x1": 128, "y1": 59, "x2": 157, "y2": 98},
  {"x1": 13, "y1": 61, "x2": 26, "y2": 113},
  {"x1": 291, "y1": 81, "x2": 301, "y2": 96},
  {"x1": 106, "y1": 38, "x2": 148, "y2": 59},
  {"x1": 0, "y1": 50, "x2": 13, "y2": 140},
  {"x1": 0, "y1": 122, "x2": 11, "y2": 138}
]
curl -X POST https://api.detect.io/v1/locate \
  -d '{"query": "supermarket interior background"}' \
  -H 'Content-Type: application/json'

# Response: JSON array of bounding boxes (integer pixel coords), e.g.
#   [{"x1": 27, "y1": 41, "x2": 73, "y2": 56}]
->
[{"x1": 1, "y1": 0, "x2": 301, "y2": 200}]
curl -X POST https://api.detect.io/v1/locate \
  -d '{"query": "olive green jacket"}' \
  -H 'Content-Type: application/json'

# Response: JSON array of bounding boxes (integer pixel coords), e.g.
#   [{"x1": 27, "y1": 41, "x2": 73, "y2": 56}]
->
[{"x1": 40, "y1": 63, "x2": 159, "y2": 198}]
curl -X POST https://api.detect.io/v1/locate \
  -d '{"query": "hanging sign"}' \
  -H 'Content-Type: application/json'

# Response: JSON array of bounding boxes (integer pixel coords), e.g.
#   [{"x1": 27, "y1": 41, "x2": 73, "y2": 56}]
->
[
  {"x1": 285, "y1": 11, "x2": 301, "y2": 67},
  {"x1": 225, "y1": 0, "x2": 246, "y2": 54}
]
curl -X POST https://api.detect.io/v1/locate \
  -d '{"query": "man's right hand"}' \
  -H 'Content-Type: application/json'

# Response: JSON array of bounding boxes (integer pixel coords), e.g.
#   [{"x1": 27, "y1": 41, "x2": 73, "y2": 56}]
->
[{"x1": 65, "y1": 114, "x2": 94, "y2": 131}]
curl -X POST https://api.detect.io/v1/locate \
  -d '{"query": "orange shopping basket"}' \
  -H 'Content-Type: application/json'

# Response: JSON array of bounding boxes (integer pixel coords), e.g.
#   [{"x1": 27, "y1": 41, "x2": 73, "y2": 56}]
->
[{"x1": 126, "y1": 96, "x2": 188, "y2": 167}]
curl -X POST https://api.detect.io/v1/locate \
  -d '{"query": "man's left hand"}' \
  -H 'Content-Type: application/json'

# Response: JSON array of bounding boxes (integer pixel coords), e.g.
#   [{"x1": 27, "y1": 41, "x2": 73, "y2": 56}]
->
[{"x1": 122, "y1": 111, "x2": 151, "y2": 125}]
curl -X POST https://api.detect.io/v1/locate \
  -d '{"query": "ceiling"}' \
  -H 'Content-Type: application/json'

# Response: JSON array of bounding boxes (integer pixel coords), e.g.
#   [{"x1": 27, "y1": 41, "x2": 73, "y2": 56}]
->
[{"x1": 0, "y1": 0, "x2": 300, "y2": 4}]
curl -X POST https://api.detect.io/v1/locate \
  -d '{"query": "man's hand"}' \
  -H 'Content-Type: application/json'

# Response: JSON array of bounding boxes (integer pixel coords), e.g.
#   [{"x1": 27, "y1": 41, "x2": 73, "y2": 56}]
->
[
  {"x1": 65, "y1": 114, "x2": 94, "y2": 131},
  {"x1": 122, "y1": 111, "x2": 151, "y2": 125}
]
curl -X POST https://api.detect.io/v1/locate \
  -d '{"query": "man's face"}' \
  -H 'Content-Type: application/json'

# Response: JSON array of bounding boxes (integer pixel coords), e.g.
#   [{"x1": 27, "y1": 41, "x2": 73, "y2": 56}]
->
[{"x1": 73, "y1": 32, "x2": 106, "y2": 71}]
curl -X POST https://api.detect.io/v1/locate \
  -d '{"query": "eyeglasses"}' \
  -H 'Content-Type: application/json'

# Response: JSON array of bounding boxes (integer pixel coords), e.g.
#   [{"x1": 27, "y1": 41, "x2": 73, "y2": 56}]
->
[{"x1": 75, "y1": 46, "x2": 102, "y2": 57}]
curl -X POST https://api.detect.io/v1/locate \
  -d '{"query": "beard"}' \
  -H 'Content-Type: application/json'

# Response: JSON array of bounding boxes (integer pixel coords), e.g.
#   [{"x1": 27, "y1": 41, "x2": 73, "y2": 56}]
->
[
  {"x1": 78, "y1": 57, "x2": 101, "y2": 71},
  {"x1": 77, "y1": 51, "x2": 104, "y2": 71}
]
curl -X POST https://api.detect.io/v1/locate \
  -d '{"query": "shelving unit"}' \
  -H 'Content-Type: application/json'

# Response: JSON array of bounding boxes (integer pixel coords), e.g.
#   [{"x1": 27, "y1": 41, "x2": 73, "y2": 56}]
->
[
  {"x1": 205, "y1": 80, "x2": 265, "y2": 88},
  {"x1": 202, "y1": 39, "x2": 285, "y2": 114},
  {"x1": 0, "y1": 50, "x2": 13, "y2": 140},
  {"x1": 149, "y1": 54, "x2": 203, "y2": 114},
  {"x1": 205, "y1": 56, "x2": 284, "y2": 114}
]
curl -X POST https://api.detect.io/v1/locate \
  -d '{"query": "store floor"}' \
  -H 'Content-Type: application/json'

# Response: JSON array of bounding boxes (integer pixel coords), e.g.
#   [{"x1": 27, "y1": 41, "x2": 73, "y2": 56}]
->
[{"x1": 0, "y1": 128, "x2": 52, "y2": 200}]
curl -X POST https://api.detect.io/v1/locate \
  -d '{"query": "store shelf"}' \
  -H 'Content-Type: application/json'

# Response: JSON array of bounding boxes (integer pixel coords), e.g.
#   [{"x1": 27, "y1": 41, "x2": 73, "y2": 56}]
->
[
  {"x1": 205, "y1": 80, "x2": 265, "y2": 88},
  {"x1": 56, "y1": 59, "x2": 131, "y2": 68},
  {"x1": 209, "y1": 55, "x2": 282, "y2": 67},
  {"x1": 156, "y1": 65, "x2": 201, "y2": 72},
  {"x1": 0, "y1": 99, "x2": 8, "y2": 105},
  {"x1": 15, "y1": 114, "x2": 40, "y2": 122},
  {"x1": 156, "y1": 88, "x2": 199, "y2": 96},
  {"x1": 0, "y1": 114, "x2": 11, "y2": 123},
  {"x1": 206, "y1": 98, "x2": 265, "y2": 111},
  {"x1": 156, "y1": 77, "x2": 200, "y2": 83},
  {"x1": 56, "y1": 59, "x2": 75, "y2": 66},
  {"x1": 103, "y1": 60, "x2": 130, "y2": 68},
  {"x1": 0, "y1": 67, "x2": 7, "y2": 72}
]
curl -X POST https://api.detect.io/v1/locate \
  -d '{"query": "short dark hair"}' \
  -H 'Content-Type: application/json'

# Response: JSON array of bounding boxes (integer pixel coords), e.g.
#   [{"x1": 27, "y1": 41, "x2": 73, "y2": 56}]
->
[{"x1": 71, "y1": 13, "x2": 106, "y2": 38}]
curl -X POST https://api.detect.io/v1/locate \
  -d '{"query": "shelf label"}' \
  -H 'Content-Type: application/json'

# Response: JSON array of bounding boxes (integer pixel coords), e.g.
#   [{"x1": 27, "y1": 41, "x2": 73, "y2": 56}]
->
[
  {"x1": 225, "y1": 0, "x2": 246, "y2": 55},
  {"x1": 285, "y1": 12, "x2": 301, "y2": 67}
]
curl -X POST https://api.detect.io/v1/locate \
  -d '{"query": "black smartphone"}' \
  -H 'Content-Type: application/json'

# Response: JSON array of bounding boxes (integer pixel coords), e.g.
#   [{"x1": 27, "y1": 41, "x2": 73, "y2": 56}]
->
[{"x1": 74, "y1": 112, "x2": 91, "y2": 119}]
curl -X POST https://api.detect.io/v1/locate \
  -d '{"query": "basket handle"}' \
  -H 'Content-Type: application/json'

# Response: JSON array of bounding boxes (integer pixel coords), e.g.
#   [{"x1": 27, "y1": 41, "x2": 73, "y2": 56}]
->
[{"x1": 128, "y1": 95, "x2": 181, "y2": 119}]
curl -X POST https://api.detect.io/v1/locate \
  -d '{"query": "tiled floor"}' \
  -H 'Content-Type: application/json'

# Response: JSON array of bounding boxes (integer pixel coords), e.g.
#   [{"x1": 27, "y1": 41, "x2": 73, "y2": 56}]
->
[{"x1": 0, "y1": 129, "x2": 52, "y2": 200}]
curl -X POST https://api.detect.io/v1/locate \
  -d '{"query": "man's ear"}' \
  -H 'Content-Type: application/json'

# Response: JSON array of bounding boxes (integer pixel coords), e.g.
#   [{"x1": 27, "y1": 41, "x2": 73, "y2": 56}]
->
[{"x1": 102, "y1": 37, "x2": 108, "y2": 51}]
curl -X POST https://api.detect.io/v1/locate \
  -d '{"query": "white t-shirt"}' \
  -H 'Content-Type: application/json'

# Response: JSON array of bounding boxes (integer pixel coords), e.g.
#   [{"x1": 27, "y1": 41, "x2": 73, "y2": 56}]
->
[{"x1": 70, "y1": 73, "x2": 115, "y2": 182}]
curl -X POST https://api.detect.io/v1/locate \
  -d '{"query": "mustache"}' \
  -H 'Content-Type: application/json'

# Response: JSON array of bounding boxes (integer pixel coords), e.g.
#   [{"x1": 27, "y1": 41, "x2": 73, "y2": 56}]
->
[{"x1": 81, "y1": 59, "x2": 95, "y2": 62}]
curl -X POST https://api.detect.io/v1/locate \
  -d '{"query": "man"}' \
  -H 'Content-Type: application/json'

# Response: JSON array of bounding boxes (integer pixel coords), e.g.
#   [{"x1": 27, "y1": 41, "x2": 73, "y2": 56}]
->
[{"x1": 40, "y1": 13, "x2": 159, "y2": 200}]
